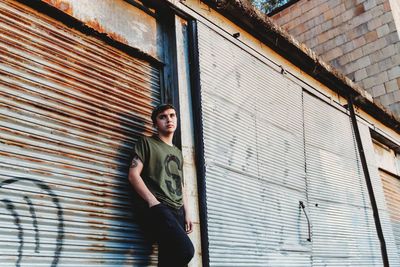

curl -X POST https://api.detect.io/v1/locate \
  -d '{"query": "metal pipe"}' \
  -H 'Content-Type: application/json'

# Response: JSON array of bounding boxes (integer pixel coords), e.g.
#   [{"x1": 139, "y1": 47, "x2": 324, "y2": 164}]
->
[
  {"x1": 187, "y1": 19, "x2": 210, "y2": 267},
  {"x1": 347, "y1": 95, "x2": 390, "y2": 267}
]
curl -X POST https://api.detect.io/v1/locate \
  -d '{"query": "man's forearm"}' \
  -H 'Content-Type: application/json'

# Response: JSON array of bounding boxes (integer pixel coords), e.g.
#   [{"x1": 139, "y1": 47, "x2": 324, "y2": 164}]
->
[
  {"x1": 129, "y1": 154, "x2": 159, "y2": 207},
  {"x1": 182, "y1": 184, "x2": 194, "y2": 233},
  {"x1": 182, "y1": 185, "x2": 190, "y2": 214},
  {"x1": 129, "y1": 174, "x2": 159, "y2": 207}
]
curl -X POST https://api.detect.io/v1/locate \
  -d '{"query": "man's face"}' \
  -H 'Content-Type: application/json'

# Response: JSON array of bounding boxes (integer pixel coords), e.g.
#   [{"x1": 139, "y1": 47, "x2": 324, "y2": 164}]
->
[{"x1": 155, "y1": 108, "x2": 177, "y2": 134}]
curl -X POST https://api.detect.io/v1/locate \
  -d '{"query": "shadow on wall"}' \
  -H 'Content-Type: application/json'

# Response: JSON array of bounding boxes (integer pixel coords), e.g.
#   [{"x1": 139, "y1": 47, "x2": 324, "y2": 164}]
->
[
  {"x1": 0, "y1": 102, "x2": 159, "y2": 267},
  {"x1": 0, "y1": 110, "x2": 158, "y2": 267},
  {"x1": 115, "y1": 108, "x2": 159, "y2": 267}
]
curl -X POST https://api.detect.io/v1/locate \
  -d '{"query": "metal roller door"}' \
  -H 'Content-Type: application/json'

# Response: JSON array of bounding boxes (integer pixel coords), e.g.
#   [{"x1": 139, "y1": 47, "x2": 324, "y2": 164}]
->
[
  {"x1": 197, "y1": 22, "x2": 311, "y2": 266},
  {"x1": 380, "y1": 170, "x2": 400, "y2": 257},
  {"x1": 197, "y1": 21, "x2": 400, "y2": 266},
  {"x1": 357, "y1": 122, "x2": 400, "y2": 265},
  {"x1": 303, "y1": 93, "x2": 390, "y2": 266},
  {"x1": 0, "y1": 1, "x2": 160, "y2": 266}
]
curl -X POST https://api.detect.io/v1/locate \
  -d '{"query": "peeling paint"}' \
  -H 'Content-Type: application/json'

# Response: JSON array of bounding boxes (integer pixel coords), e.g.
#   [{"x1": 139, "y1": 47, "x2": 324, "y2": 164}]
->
[
  {"x1": 38, "y1": 0, "x2": 162, "y2": 60},
  {"x1": 84, "y1": 18, "x2": 129, "y2": 45},
  {"x1": 42, "y1": 0, "x2": 73, "y2": 15}
]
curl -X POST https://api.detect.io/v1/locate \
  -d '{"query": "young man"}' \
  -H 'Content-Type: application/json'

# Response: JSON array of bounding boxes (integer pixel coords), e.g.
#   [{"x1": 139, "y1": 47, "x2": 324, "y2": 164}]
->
[{"x1": 129, "y1": 103, "x2": 195, "y2": 267}]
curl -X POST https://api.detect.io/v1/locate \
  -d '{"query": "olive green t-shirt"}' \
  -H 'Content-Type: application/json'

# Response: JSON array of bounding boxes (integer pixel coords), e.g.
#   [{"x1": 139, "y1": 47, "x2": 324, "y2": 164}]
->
[{"x1": 134, "y1": 135, "x2": 184, "y2": 209}]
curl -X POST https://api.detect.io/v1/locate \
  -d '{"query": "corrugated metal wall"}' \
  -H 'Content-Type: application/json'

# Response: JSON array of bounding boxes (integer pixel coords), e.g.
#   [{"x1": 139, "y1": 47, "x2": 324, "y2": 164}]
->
[
  {"x1": 303, "y1": 93, "x2": 382, "y2": 266},
  {"x1": 197, "y1": 22, "x2": 311, "y2": 266},
  {"x1": 380, "y1": 170, "x2": 400, "y2": 256},
  {"x1": 358, "y1": 123, "x2": 400, "y2": 265},
  {"x1": 197, "y1": 21, "x2": 400, "y2": 266},
  {"x1": 0, "y1": 0, "x2": 160, "y2": 266}
]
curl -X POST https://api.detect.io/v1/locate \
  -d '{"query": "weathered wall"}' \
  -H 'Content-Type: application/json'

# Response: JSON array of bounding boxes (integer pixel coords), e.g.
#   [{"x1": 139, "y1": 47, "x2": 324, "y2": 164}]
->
[
  {"x1": 42, "y1": 0, "x2": 163, "y2": 61},
  {"x1": 272, "y1": 0, "x2": 400, "y2": 116},
  {"x1": 0, "y1": 0, "x2": 201, "y2": 266}
]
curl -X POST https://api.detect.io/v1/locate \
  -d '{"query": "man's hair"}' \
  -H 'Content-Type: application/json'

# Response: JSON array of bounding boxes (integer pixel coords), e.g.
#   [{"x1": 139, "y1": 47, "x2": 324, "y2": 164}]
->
[{"x1": 151, "y1": 103, "x2": 176, "y2": 124}]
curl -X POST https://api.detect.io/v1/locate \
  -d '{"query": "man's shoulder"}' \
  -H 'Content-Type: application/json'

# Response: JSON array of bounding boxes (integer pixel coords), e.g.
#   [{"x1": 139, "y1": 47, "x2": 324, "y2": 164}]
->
[
  {"x1": 136, "y1": 135, "x2": 154, "y2": 144},
  {"x1": 136, "y1": 135, "x2": 163, "y2": 152}
]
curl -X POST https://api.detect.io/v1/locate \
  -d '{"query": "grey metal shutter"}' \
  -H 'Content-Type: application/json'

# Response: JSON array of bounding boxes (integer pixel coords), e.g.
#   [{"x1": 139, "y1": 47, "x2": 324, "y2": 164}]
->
[
  {"x1": 0, "y1": 1, "x2": 160, "y2": 266},
  {"x1": 357, "y1": 123, "x2": 400, "y2": 266},
  {"x1": 303, "y1": 92, "x2": 384, "y2": 266},
  {"x1": 380, "y1": 170, "x2": 400, "y2": 258},
  {"x1": 197, "y1": 22, "x2": 311, "y2": 266}
]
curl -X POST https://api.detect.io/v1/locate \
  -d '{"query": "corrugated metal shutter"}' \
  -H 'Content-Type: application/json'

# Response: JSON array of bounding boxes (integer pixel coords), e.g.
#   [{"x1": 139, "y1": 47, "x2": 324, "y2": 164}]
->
[
  {"x1": 197, "y1": 21, "x2": 400, "y2": 266},
  {"x1": 303, "y1": 92, "x2": 384, "y2": 266},
  {"x1": 357, "y1": 122, "x2": 400, "y2": 266},
  {"x1": 197, "y1": 22, "x2": 312, "y2": 266},
  {"x1": 0, "y1": 1, "x2": 160, "y2": 266},
  {"x1": 380, "y1": 170, "x2": 400, "y2": 257}
]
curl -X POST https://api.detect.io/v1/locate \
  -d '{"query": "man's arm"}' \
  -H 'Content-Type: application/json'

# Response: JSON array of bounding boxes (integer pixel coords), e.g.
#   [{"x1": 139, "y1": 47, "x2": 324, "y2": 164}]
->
[
  {"x1": 128, "y1": 153, "x2": 160, "y2": 208},
  {"x1": 182, "y1": 184, "x2": 193, "y2": 234}
]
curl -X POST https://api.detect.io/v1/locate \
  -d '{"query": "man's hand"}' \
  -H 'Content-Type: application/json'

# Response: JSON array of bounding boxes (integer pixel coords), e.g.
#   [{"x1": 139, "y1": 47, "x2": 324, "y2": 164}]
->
[
  {"x1": 185, "y1": 214, "x2": 193, "y2": 234},
  {"x1": 148, "y1": 199, "x2": 160, "y2": 208}
]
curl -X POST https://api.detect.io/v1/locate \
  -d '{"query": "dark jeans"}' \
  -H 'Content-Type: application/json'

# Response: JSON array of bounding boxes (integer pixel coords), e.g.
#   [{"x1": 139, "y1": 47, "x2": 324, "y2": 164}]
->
[{"x1": 145, "y1": 203, "x2": 195, "y2": 267}]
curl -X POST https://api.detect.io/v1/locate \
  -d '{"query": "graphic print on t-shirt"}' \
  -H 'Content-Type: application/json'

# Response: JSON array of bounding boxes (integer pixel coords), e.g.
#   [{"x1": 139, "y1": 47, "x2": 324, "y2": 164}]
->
[{"x1": 164, "y1": 154, "x2": 182, "y2": 197}]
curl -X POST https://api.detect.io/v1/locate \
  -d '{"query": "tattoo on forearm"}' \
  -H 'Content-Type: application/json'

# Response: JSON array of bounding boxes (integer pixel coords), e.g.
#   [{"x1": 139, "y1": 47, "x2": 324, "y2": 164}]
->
[{"x1": 130, "y1": 154, "x2": 139, "y2": 168}]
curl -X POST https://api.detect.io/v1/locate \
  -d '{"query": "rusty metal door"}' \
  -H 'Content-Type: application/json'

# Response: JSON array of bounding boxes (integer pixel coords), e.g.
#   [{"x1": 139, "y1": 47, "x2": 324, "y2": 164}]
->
[
  {"x1": 0, "y1": 0, "x2": 160, "y2": 266},
  {"x1": 380, "y1": 170, "x2": 400, "y2": 257}
]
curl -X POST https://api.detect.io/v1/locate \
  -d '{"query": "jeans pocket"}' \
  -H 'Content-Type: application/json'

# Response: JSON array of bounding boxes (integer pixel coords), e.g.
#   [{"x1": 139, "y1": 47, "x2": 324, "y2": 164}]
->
[
  {"x1": 149, "y1": 203, "x2": 162, "y2": 209},
  {"x1": 149, "y1": 204, "x2": 177, "y2": 229}
]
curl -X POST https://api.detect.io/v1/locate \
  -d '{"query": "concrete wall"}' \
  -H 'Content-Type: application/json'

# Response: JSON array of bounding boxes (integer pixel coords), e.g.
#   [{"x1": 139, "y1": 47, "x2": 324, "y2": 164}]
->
[{"x1": 272, "y1": 0, "x2": 400, "y2": 116}]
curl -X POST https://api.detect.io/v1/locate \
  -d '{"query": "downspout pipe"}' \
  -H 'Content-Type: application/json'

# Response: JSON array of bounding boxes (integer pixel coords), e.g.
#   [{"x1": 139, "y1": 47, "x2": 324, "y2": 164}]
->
[
  {"x1": 347, "y1": 95, "x2": 390, "y2": 267},
  {"x1": 187, "y1": 20, "x2": 210, "y2": 267}
]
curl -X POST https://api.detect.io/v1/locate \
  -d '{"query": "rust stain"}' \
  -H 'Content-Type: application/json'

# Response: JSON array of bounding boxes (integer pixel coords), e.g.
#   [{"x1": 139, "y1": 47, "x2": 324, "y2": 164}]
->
[
  {"x1": 42, "y1": 0, "x2": 73, "y2": 15},
  {"x1": 86, "y1": 247, "x2": 110, "y2": 253},
  {"x1": 107, "y1": 32, "x2": 129, "y2": 45},
  {"x1": 90, "y1": 190, "x2": 114, "y2": 198},
  {"x1": 31, "y1": 169, "x2": 52, "y2": 176},
  {"x1": 79, "y1": 178, "x2": 109, "y2": 187},
  {"x1": 87, "y1": 235, "x2": 110, "y2": 241},
  {"x1": 86, "y1": 210, "x2": 127, "y2": 220},
  {"x1": 0, "y1": 7, "x2": 32, "y2": 27},
  {"x1": 85, "y1": 19, "x2": 128, "y2": 45},
  {"x1": 87, "y1": 221, "x2": 109, "y2": 230},
  {"x1": 86, "y1": 201, "x2": 114, "y2": 209}
]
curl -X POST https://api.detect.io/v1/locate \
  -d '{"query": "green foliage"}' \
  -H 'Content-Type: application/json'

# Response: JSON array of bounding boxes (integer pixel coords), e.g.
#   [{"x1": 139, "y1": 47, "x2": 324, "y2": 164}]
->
[{"x1": 251, "y1": 0, "x2": 290, "y2": 14}]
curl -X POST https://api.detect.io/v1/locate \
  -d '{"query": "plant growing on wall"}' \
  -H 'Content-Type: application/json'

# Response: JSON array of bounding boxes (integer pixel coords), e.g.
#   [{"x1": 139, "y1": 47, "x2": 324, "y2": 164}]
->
[{"x1": 251, "y1": 0, "x2": 291, "y2": 13}]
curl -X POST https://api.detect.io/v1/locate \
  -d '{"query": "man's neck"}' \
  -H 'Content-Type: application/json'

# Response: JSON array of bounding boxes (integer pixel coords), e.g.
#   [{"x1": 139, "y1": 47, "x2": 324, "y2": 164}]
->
[{"x1": 157, "y1": 133, "x2": 174, "y2": 146}]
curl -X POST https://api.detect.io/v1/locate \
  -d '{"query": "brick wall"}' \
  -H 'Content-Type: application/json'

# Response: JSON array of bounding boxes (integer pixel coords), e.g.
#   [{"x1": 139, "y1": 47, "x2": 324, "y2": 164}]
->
[{"x1": 272, "y1": 0, "x2": 400, "y2": 115}]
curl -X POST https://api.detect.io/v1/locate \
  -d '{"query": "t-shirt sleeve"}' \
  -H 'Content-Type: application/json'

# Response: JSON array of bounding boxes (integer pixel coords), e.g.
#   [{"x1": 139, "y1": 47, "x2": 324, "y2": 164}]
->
[{"x1": 134, "y1": 137, "x2": 147, "y2": 164}]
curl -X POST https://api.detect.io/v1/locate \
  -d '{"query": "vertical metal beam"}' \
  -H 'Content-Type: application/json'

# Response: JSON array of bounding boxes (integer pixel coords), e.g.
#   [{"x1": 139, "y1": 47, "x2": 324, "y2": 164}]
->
[
  {"x1": 187, "y1": 19, "x2": 210, "y2": 267},
  {"x1": 347, "y1": 96, "x2": 390, "y2": 267},
  {"x1": 158, "y1": 5, "x2": 183, "y2": 148}
]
